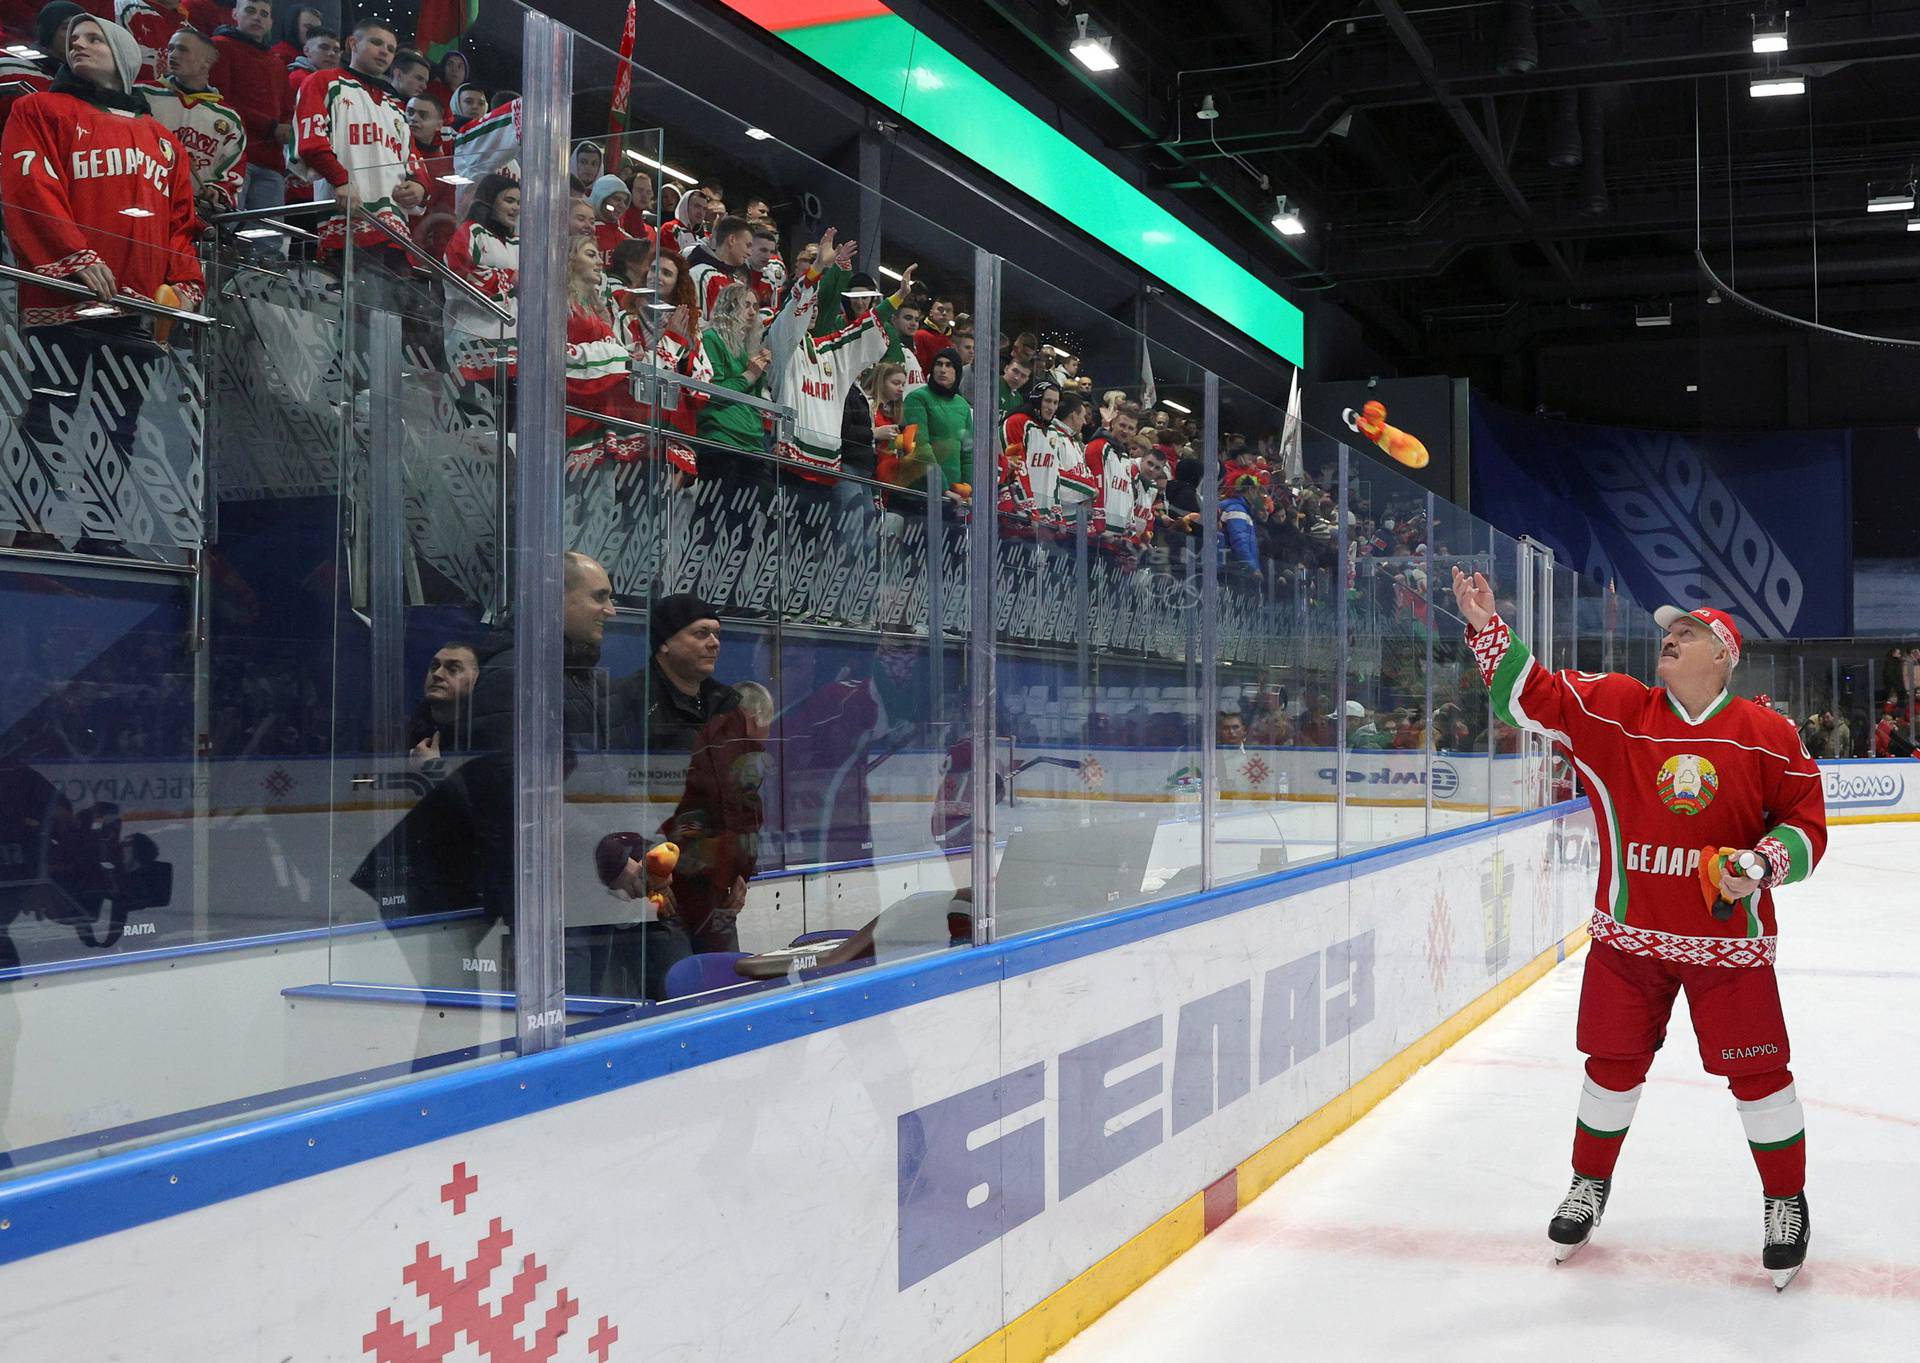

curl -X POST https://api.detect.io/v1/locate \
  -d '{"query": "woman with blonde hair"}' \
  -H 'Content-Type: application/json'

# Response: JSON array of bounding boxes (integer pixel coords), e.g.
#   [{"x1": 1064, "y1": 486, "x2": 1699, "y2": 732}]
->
[
  {"x1": 697, "y1": 280, "x2": 773, "y2": 461},
  {"x1": 564, "y1": 235, "x2": 652, "y2": 473}
]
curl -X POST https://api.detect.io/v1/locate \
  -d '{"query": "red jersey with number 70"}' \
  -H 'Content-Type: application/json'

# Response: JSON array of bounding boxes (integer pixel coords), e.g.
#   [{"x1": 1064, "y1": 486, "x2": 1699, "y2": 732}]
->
[{"x1": 1471, "y1": 615, "x2": 1825, "y2": 969}]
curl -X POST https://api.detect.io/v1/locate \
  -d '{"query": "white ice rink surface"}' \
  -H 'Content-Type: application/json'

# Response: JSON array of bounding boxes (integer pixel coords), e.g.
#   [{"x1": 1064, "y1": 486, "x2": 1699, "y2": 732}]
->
[{"x1": 1055, "y1": 823, "x2": 1920, "y2": 1363}]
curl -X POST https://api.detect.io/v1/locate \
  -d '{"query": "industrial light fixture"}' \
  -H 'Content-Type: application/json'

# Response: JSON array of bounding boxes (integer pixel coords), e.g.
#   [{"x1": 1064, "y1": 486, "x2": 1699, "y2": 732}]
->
[
  {"x1": 1752, "y1": 11, "x2": 1789, "y2": 54},
  {"x1": 1196, "y1": 94, "x2": 1219, "y2": 121},
  {"x1": 744, "y1": 127, "x2": 773, "y2": 141},
  {"x1": 841, "y1": 288, "x2": 882, "y2": 299},
  {"x1": 1161, "y1": 399, "x2": 1192, "y2": 414},
  {"x1": 438, "y1": 173, "x2": 474, "y2": 186},
  {"x1": 1069, "y1": 13, "x2": 1119, "y2": 72},
  {"x1": 1270, "y1": 195, "x2": 1306, "y2": 237},
  {"x1": 1705, "y1": 287, "x2": 1723, "y2": 304},
  {"x1": 1906, "y1": 213, "x2": 1920, "y2": 233},
  {"x1": 236, "y1": 226, "x2": 285, "y2": 239},
  {"x1": 1634, "y1": 302, "x2": 1672, "y2": 328},
  {"x1": 75, "y1": 304, "x2": 119, "y2": 318},
  {"x1": 1749, "y1": 74, "x2": 1804, "y2": 97},
  {"x1": 1686, "y1": 383, "x2": 1699, "y2": 393},
  {"x1": 1867, "y1": 181, "x2": 1917, "y2": 213},
  {"x1": 876, "y1": 265, "x2": 904, "y2": 282},
  {"x1": 3, "y1": 44, "x2": 44, "y2": 59},
  {"x1": 627, "y1": 151, "x2": 698, "y2": 185}
]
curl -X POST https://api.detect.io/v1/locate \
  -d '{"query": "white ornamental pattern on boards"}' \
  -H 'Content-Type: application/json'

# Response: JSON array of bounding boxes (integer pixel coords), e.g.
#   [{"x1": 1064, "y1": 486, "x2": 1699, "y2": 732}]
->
[{"x1": 0, "y1": 316, "x2": 204, "y2": 549}]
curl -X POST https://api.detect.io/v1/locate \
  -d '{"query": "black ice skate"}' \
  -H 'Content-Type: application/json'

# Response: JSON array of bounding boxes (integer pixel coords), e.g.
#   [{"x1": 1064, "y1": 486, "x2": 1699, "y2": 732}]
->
[
  {"x1": 1763, "y1": 1191, "x2": 1810, "y2": 1291},
  {"x1": 1548, "y1": 1174, "x2": 1610, "y2": 1262}
]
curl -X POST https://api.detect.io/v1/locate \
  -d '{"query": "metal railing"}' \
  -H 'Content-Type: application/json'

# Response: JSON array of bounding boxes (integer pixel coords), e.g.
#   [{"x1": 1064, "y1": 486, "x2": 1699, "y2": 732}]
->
[{"x1": 0, "y1": 261, "x2": 214, "y2": 326}]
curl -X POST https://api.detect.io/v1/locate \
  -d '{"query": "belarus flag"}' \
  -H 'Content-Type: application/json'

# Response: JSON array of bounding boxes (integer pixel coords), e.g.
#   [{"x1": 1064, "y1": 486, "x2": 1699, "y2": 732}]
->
[{"x1": 417, "y1": 0, "x2": 481, "y2": 61}]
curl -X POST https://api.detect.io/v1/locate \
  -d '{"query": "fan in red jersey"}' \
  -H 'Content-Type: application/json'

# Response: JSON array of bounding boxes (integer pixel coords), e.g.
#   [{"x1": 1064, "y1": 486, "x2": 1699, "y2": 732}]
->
[
  {"x1": 0, "y1": 14, "x2": 204, "y2": 479},
  {"x1": 1453, "y1": 569, "x2": 1826, "y2": 1289}
]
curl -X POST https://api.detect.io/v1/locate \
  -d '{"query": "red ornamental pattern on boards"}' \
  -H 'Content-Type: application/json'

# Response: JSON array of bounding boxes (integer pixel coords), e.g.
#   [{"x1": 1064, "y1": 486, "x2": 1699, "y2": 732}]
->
[{"x1": 363, "y1": 1162, "x2": 620, "y2": 1362}]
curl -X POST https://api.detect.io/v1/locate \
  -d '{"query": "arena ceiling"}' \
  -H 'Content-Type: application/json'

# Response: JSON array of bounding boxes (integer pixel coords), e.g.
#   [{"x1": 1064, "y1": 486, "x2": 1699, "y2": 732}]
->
[{"x1": 917, "y1": 0, "x2": 1920, "y2": 383}]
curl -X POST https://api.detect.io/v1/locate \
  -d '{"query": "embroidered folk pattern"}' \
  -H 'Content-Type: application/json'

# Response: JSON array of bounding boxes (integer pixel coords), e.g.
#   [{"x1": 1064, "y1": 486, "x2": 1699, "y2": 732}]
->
[
  {"x1": 1756, "y1": 836, "x2": 1793, "y2": 888},
  {"x1": 1468, "y1": 616, "x2": 1511, "y2": 686},
  {"x1": 1588, "y1": 909, "x2": 1776, "y2": 968},
  {"x1": 362, "y1": 1162, "x2": 619, "y2": 1362}
]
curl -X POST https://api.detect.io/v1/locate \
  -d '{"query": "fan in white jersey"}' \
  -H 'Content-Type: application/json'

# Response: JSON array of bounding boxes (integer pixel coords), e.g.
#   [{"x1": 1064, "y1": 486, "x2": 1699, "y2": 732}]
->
[{"x1": 134, "y1": 27, "x2": 244, "y2": 217}]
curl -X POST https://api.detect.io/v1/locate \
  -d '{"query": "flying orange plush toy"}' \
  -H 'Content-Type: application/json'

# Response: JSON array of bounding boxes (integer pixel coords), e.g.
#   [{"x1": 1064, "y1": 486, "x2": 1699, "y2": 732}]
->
[{"x1": 1344, "y1": 400, "x2": 1430, "y2": 470}]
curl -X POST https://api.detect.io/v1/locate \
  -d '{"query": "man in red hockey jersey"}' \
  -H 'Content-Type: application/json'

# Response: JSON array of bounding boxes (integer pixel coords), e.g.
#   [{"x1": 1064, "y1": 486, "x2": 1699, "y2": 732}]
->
[
  {"x1": 1, "y1": 14, "x2": 204, "y2": 473},
  {"x1": 1452, "y1": 567, "x2": 1825, "y2": 1288}
]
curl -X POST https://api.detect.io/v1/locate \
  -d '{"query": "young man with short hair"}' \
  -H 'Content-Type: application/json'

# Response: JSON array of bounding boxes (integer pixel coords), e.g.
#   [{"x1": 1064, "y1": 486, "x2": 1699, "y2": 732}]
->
[
  {"x1": 137, "y1": 24, "x2": 245, "y2": 216},
  {"x1": 210, "y1": 0, "x2": 293, "y2": 211},
  {"x1": 686, "y1": 212, "x2": 753, "y2": 319},
  {"x1": 293, "y1": 18, "x2": 427, "y2": 270}
]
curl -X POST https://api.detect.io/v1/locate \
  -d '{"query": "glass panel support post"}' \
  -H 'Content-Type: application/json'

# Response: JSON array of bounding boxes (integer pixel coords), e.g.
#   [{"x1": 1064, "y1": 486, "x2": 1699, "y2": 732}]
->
[
  {"x1": 967, "y1": 248, "x2": 1000, "y2": 946},
  {"x1": 1334, "y1": 443, "x2": 1350, "y2": 856},
  {"x1": 1423, "y1": 492, "x2": 1435, "y2": 836},
  {"x1": 367, "y1": 311, "x2": 407, "y2": 760},
  {"x1": 511, "y1": 10, "x2": 574, "y2": 1054},
  {"x1": 1199, "y1": 372, "x2": 1220, "y2": 890}
]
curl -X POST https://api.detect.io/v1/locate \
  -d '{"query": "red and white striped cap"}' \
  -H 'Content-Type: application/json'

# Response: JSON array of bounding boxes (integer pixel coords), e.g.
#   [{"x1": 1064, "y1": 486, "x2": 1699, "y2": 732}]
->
[{"x1": 1654, "y1": 605, "x2": 1742, "y2": 667}]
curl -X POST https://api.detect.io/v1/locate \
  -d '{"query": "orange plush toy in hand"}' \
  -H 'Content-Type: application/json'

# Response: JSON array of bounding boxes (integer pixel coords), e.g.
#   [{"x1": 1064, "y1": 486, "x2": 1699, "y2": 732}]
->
[{"x1": 594, "y1": 833, "x2": 681, "y2": 919}]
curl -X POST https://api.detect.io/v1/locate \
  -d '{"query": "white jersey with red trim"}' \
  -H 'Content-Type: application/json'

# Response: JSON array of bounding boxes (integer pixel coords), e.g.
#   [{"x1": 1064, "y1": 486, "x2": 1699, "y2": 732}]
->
[
  {"x1": 135, "y1": 78, "x2": 245, "y2": 213},
  {"x1": 1091, "y1": 439, "x2": 1151, "y2": 541},
  {"x1": 1472, "y1": 615, "x2": 1826, "y2": 967},
  {"x1": 293, "y1": 67, "x2": 425, "y2": 256}
]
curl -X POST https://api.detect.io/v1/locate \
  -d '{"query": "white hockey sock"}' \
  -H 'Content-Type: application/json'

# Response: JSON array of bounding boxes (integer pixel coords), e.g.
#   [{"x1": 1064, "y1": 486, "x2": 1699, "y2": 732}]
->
[
  {"x1": 1737, "y1": 1082, "x2": 1806, "y2": 1149},
  {"x1": 1576, "y1": 1075, "x2": 1643, "y2": 1138}
]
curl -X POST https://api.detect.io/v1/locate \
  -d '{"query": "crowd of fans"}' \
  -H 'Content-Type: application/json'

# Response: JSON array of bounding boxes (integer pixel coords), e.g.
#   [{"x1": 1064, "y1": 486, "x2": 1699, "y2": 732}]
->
[{"x1": 0, "y1": 3, "x2": 1381, "y2": 606}]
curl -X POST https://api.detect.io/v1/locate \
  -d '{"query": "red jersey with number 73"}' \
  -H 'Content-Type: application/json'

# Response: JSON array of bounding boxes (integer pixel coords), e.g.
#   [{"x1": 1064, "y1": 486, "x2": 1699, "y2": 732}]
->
[{"x1": 1471, "y1": 615, "x2": 1825, "y2": 968}]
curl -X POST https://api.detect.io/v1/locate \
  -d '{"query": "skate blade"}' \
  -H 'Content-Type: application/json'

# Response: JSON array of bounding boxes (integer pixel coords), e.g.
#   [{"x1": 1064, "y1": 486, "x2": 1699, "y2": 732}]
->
[
  {"x1": 1770, "y1": 1263, "x2": 1803, "y2": 1292},
  {"x1": 1551, "y1": 1236, "x2": 1591, "y2": 1264}
]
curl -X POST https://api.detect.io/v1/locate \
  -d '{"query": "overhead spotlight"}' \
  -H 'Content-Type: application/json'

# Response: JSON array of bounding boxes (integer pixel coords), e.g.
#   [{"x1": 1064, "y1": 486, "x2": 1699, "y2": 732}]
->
[
  {"x1": 1161, "y1": 399, "x2": 1192, "y2": 414},
  {"x1": 1752, "y1": 11, "x2": 1789, "y2": 55},
  {"x1": 1069, "y1": 13, "x2": 1119, "y2": 73},
  {"x1": 1634, "y1": 302, "x2": 1672, "y2": 328},
  {"x1": 1906, "y1": 213, "x2": 1920, "y2": 233},
  {"x1": 1270, "y1": 195, "x2": 1306, "y2": 237},
  {"x1": 1197, "y1": 94, "x2": 1219, "y2": 122},
  {"x1": 1749, "y1": 74, "x2": 1804, "y2": 97},
  {"x1": 1868, "y1": 182, "x2": 1916, "y2": 213},
  {"x1": 1706, "y1": 287, "x2": 1723, "y2": 304},
  {"x1": 744, "y1": 127, "x2": 774, "y2": 141}
]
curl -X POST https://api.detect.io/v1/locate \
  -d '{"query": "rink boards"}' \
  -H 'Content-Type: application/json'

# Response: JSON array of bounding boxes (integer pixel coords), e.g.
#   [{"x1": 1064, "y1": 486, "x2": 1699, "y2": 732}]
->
[{"x1": 0, "y1": 798, "x2": 1599, "y2": 1362}]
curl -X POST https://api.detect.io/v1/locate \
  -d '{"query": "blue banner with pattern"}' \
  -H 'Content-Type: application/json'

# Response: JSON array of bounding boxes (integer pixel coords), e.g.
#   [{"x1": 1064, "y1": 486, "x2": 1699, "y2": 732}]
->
[{"x1": 1470, "y1": 399, "x2": 1851, "y2": 638}]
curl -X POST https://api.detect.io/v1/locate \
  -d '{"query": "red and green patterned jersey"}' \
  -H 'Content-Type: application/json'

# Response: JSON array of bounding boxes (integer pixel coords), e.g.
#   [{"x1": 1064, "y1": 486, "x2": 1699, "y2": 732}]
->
[{"x1": 1471, "y1": 614, "x2": 1825, "y2": 968}]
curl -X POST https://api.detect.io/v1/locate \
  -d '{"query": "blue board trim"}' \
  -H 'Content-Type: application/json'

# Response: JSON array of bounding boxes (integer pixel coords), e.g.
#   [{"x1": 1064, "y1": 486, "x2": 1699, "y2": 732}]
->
[{"x1": 0, "y1": 798, "x2": 1587, "y2": 1266}]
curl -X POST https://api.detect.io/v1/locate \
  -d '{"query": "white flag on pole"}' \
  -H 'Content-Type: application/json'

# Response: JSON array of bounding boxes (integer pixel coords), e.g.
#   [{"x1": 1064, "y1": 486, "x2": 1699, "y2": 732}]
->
[
  {"x1": 1279, "y1": 368, "x2": 1305, "y2": 479},
  {"x1": 1139, "y1": 338, "x2": 1157, "y2": 410}
]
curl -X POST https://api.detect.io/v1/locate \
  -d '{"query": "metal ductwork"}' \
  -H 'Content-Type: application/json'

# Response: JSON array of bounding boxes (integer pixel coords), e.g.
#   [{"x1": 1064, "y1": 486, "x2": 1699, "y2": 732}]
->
[
  {"x1": 1497, "y1": 0, "x2": 1538, "y2": 76},
  {"x1": 1577, "y1": 88, "x2": 1608, "y2": 216},
  {"x1": 1548, "y1": 90, "x2": 1582, "y2": 168}
]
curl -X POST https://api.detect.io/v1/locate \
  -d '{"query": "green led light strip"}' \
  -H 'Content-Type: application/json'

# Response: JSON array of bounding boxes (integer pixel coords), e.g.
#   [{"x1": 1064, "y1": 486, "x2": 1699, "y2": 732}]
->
[{"x1": 718, "y1": 0, "x2": 1305, "y2": 367}]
